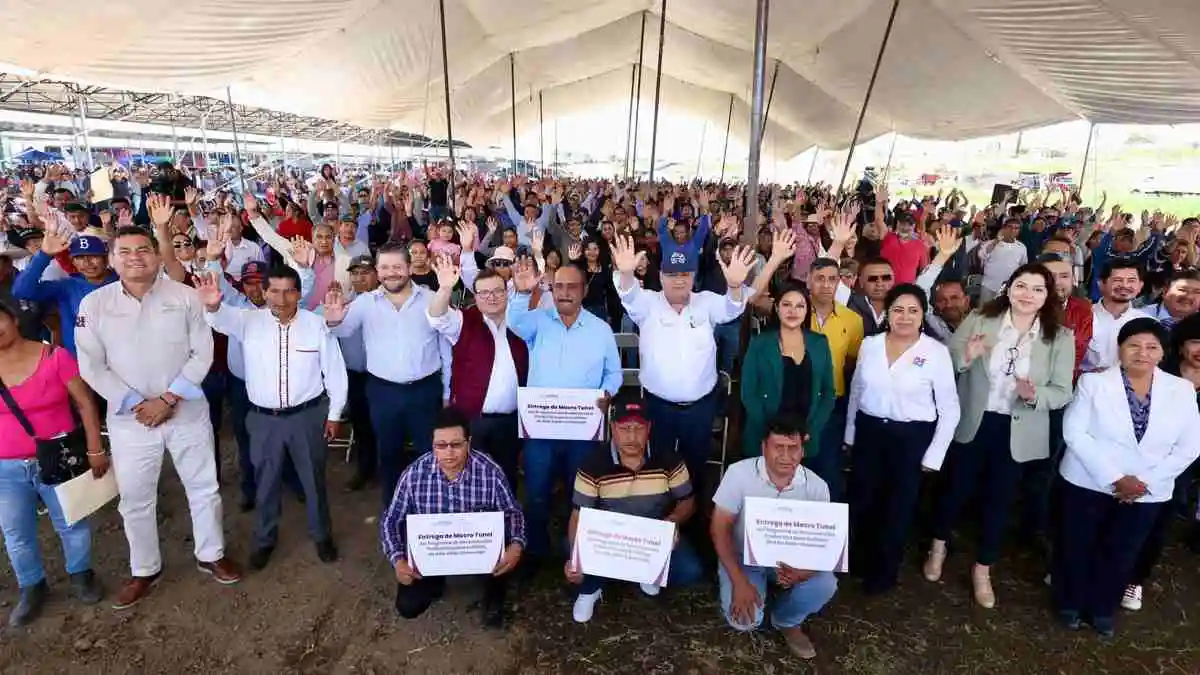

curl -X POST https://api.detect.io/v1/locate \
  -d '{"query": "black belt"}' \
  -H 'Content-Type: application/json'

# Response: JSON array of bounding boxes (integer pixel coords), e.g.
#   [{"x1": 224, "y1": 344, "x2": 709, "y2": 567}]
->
[
  {"x1": 249, "y1": 394, "x2": 327, "y2": 417},
  {"x1": 646, "y1": 390, "x2": 711, "y2": 410},
  {"x1": 369, "y1": 371, "x2": 440, "y2": 388}
]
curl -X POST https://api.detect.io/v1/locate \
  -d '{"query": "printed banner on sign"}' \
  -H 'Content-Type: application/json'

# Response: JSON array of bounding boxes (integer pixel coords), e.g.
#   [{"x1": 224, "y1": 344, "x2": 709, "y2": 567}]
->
[
  {"x1": 517, "y1": 387, "x2": 606, "y2": 441},
  {"x1": 406, "y1": 512, "x2": 504, "y2": 577},
  {"x1": 742, "y1": 497, "x2": 849, "y2": 572},
  {"x1": 570, "y1": 507, "x2": 675, "y2": 586}
]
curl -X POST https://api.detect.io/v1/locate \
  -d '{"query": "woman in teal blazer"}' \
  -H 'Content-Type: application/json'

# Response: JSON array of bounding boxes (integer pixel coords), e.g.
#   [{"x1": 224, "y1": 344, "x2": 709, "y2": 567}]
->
[{"x1": 740, "y1": 281, "x2": 836, "y2": 460}]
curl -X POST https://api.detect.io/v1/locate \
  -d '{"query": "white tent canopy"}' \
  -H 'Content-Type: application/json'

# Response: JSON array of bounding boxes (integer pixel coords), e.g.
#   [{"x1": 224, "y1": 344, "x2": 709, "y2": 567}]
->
[{"x1": 2, "y1": 0, "x2": 1198, "y2": 160}]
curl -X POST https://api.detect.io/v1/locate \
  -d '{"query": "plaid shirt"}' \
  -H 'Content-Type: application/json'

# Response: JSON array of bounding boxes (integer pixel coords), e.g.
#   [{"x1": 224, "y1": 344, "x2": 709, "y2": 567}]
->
[{"x1": 380, "y1": 451, "x2": 526, "y2": 565}]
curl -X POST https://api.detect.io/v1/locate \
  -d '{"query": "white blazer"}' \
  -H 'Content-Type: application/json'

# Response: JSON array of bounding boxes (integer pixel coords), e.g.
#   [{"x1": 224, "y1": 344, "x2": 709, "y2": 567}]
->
[{"x1": 1060, "y1": 367, "x2": 1200, "y2": 503}]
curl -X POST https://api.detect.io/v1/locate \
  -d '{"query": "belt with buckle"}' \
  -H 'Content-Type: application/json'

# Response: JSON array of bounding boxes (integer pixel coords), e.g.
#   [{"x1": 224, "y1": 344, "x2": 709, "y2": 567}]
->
[{"x1": 249, "y1": 394, "x2": 327, "y2": 417}]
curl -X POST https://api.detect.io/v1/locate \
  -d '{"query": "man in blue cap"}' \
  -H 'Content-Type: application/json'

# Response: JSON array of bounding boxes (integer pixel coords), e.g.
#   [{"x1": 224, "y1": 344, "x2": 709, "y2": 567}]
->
[{"x1": 12, "y1": 229, "x2": 118, "y2": 355}]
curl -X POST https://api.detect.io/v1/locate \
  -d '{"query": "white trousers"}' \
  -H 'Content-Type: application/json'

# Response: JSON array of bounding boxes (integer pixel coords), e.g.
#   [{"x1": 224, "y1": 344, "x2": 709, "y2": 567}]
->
[{"x1": 107, "y1": 400, "x2": 225, "y2": 577}]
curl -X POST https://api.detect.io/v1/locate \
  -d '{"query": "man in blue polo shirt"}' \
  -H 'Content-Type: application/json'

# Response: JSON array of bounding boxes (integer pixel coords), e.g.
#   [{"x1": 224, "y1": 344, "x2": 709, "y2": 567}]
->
[{"x1": 12, "y1": 231, "x2": 118, "y2": 355}]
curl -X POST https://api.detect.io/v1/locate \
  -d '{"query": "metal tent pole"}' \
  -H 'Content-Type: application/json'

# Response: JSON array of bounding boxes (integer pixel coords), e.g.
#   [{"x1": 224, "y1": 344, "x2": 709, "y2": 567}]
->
[
  {"x1": 623, "y1": 64, "x2": 637, "y2": 179},
  {"x1": 554, "y1": 119, "x2": 559, "y2": 178},
  {"x1": 762, "y1": 60, "x2": 779, "y2": 131},
  {"x1": 806, "y1": 148, "x2": 819, "y2": 183},
  {"x1": 510, "y1": 52, "x2": 518, "y2": 174},
  {"x1": 882, "y1": 131, "x2": 898, "y2": 181},
  {"x1": 539, "y1": 91, "x2": 545, "y2": 176},
  {"x1": 719, "y1": 94, "x2": 734, "y2": 183},
  {"x1": 76, "y1": 95, "x2": 93, "y2": 170},
  {"x1": 225, "y1": 87, "x2": 246, "y2": 192},
  {"x1": 694, "y1": 121, "x2": 706, "y2": 181},
  {"x1": 745, "y1": 0, "x2": 770, "y2": 240},
  {"x1": 438, "y1": 0, "x2": 456, "y2": 170},
  {"x1": 647, "y1": 0, "x2": 667, "y2": 182},
  {"x1": 1078, "y1": 122, "x2": 1095, "y2": 197},
  {"x1": 200, "y1": 113, "x2": 211, "y2": 170},
  {"x1": 630, "y1": 11, "x2": 647, "y2": 179},
  {"x1": 836, "y1": 0, "x2": 901, "y2": 194}
]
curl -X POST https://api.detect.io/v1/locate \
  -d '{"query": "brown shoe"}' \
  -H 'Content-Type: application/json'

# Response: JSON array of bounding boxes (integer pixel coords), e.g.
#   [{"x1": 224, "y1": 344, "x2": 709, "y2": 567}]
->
[
  {"x1": 111, "y1": 573, "x2": 162, "y2": 610},
  {"x1": 197, "y1": 557, "x2": 243, "y2": 585},
  {"x1": 780, "y1": 625, "x2": 817, "y2": 660}
]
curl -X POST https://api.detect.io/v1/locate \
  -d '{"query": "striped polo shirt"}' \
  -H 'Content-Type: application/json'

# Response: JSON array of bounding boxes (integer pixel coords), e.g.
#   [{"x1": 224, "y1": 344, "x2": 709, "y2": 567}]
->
[{"x1": 572, "y1": 444, "x2": 693, "y2": 519}]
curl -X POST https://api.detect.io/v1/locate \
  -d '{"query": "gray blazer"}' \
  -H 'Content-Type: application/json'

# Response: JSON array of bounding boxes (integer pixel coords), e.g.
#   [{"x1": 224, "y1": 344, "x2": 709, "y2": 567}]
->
[{"x1": 949, "y1": 310, "x2": 1075, "y2": 462}]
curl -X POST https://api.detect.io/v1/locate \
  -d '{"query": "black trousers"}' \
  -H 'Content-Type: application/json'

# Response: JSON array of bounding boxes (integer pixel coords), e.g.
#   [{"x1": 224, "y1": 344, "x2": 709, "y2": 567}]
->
[
  {"x1": 1052, "y1": 480, "x2": 1163, "y2": 622},
  {"x1": 395, "y1": 575, "x2": 507, "y2": 619},
  {"x1": 347, "y1": 370, "x2": 377, "y2": 480},
  {"x1": 470, "y1": 413, "x2": 521, "y2": 494},
  {"x1": 848, "y1": 414, "x2": 936, "y2": 592}
]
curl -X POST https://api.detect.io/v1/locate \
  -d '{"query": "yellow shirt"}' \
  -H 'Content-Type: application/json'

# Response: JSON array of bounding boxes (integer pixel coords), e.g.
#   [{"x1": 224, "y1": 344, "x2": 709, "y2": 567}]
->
[{"x1": 810, "y1": 303, "x2": 864, "y2": 397}]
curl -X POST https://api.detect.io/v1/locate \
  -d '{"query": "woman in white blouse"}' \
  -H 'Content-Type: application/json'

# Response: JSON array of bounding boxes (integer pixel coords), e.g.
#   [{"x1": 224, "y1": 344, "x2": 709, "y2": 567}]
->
[
  {"x1": 1054, "y1": 318, "x2": 1200, "y2": 637},
  {"x1": 924, "y1": 263, "x2": 1075, "y2": 609},
  {"x1": 844, "y1": 284, "x2": 959, "y2": 595}
]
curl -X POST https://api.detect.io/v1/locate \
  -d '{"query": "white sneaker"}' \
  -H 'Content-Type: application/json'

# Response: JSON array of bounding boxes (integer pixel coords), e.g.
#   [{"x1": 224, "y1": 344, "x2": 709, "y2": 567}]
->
[
  {"x1": 1121, "y1": 585, "x2": 1143, "y2": 611},
  {"x1": 572, "y1": 590, "x2": 602, "y2": 623},
  {"x1": 639, "y1": 583, "x2": 661, "y2": 597}
]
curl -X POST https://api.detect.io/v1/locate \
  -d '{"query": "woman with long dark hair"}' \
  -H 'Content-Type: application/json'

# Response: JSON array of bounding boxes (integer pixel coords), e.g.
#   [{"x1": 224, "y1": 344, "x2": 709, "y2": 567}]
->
[
  {"x1": 844, "y1": 284, "x2": 959, "y2": 595},
  {"x1": 924, "y1": 263, "x2": 1075, "y2": 608}
]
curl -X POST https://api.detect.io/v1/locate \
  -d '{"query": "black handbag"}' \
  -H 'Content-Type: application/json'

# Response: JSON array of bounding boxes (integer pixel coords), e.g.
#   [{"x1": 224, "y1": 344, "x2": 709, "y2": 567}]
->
[{"x1": 0, "y1": 359, "x2": 91, "y2": 486}]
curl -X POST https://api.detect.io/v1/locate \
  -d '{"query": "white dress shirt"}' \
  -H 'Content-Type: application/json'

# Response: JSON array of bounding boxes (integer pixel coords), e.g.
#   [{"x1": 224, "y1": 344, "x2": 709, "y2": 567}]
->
[
  {"x1": 329, "y1": 284, "x2": 443, "y2": 384},
  {"x1": 427, "y1": 308, "x2": 520, "y2": 414},
  {"x1": 979, "y1": 240, "x2": 1028, "y2": 292},
  {"x1": 223, "y1": 238, "x2": 265, "y2": 280},
  {"x1": 205, "y1": 304, "x2": 348, "y2": 421},
  {"x1": 1084, "y1": 302, "x2": 1149, "y2": 372},
  {"x1": 614, "y1": 272, "x2": 747, "y2": 403},
  {"x1": 985, "y1": 312, "x2": 1038, "y2": 414},
  {"x1": 844, "y1": 333, "x2": 961, "y2": 470},
  {"x1": 1061, "y1": 368, "x2": 1200, "y2": 503}
]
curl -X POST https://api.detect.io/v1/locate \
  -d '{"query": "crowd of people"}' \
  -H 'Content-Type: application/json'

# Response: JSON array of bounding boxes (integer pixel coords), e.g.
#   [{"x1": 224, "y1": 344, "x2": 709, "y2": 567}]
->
[{"x1": 0, "y1": 158, "x2": 1198, "y2": 661}]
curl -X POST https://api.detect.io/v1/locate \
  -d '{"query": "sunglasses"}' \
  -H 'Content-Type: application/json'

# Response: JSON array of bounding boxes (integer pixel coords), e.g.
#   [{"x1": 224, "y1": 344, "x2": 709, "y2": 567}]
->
[
  {"x1": 173, "y1": 241, "x2": 194, "y2": 249},
  {"x1": 866, "y1": 274, "x2": 893, "y2": 283},
  {"x1": 488, "y1": 259, "x2": 513, "y2": 268}
]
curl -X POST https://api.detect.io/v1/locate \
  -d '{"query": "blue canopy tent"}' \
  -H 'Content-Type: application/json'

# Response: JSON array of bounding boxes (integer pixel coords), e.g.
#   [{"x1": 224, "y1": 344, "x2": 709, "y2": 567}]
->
[{"x1": 13, "y1": 147, "x2": 64, "y2": 163}]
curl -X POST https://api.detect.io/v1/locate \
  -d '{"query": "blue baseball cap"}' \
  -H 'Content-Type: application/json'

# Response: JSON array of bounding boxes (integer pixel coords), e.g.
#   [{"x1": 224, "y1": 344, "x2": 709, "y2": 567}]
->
[
  {"x1": 661, "y1": 248, "x2": 698, "y2": 274},
  {"x1": 69, "y1": 235, "x2": 108, "y2": 257}
]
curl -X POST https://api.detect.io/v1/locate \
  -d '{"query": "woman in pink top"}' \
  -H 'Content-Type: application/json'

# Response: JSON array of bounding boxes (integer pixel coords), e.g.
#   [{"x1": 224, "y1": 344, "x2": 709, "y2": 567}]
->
[{"x1": 0, "y1": 301, "x2": 106, "y2": 626}]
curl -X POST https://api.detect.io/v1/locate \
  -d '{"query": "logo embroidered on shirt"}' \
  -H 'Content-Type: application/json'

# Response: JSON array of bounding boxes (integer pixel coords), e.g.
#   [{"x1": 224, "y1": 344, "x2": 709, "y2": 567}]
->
[
  {"x1": 74, "y1": 315, "x2": 86, "y2": 328},
  {"x1": 912, "y1": 356, "x2": 926, "y2": 367}
]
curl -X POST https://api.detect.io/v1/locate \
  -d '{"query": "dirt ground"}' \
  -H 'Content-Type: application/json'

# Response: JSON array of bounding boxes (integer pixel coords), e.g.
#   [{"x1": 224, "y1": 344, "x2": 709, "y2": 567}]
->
[{"x1": 2, "y1": 444, "x2": 1199, "y2": 675}]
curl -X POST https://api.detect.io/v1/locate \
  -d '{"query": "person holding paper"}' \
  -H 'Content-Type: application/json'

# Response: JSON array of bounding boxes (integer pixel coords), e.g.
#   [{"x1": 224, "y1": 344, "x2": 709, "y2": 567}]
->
[
  {"x1": 710, "y1": 416, "x2": 838, "y2": 661},
  {"x1": 380, "y1": 408, "x2": 525, "y2": 629},
  {"x1": 0, "y1": 301, "x2": 106, "y2": 626},
  {"x1": 197, "y1": 266, "x2": 347, "y2": 570},
  {"x1": 565, "y1": 392, "x2": 703, "y2": 623},
  {"x1": 843, "y1": 284, "x2": 959, "y2": 595},
  {"x1": 1054, "y1": 318, "x2": 1200, "y2": 637},
  {"x1": 609, "y1": 233, "x2": 753, "y2": 497},
  {"x1": 506, "y1": 256, "x2": 622, "y2": 577}
]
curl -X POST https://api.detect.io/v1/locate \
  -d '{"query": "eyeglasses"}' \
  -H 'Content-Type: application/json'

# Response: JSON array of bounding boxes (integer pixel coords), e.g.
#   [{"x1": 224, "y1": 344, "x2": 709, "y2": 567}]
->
[
  {"x1": 474, "y1": 289, "x2": 505, "y2": 299},
  {"x1": 488, "y1": 259, "x2": 513, "y2": 269},
  {"x1": 432, "y1": 440, "x2": 468, "y2": 451},
  {"x1": 866, "y1": 274, "x2": 893, "y2": 283}
]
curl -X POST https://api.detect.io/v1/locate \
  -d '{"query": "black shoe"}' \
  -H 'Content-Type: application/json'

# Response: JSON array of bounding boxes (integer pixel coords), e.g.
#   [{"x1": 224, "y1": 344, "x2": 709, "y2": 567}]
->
[
  {"x1": 9, "y1": 580, "x2": 48, "y2": 627},
  {"x1": 316, "y1": 540, "x2": 339, "y2": 563},
  {"x1": 70, "y1": 570, "x2": 103, "y2": 605},
  {"x1": 249, "y1": 546, "x2": 275, "y2": 571},
  {"x1": 482, "y1": 601, "x2": 506, "y2": 630},
  {"x1": 344, "y1": 474, "x2": 371, "y2": 492},
  {"x1": 517, "y1": 554, "x2": 542, "y2": 584},
  {"x1": 238, "y1": 496, "x2": 255, "y2": 513}
]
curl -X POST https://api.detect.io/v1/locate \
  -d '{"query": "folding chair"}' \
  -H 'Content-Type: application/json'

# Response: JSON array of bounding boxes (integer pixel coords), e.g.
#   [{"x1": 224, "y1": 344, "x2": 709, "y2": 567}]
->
[
  {"x1": 614, "y1": 332, "x2": 639, "y2": 369},
  {"x1": 332, "y1": 427, "x2": 356, "y2": 464},
  {"x1": 621, "y1": 368, "x2": 642, "y2": 394},
  {"x1": 706, "y1": 370, "x2": 734, "y2": 479}
]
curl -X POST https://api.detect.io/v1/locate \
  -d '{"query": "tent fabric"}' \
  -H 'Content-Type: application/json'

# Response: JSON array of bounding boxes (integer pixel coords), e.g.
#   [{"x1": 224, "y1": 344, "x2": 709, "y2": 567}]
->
[{"x1": 1, "y1": 0, "x2": 1198, "y2": 159}]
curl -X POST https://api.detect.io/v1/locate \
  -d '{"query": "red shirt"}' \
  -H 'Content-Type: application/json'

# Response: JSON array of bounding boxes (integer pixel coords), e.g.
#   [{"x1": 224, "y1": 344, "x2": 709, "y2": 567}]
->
[
  {"x1": 277, "y1": 217, "x2": 312, "y2": 242},
  {"x1": 879, "y1": 232, "x2": 928, "y2": 284},
  {"x1": 1063, "y1": 296, "x2": 1093, "y2": 383}
]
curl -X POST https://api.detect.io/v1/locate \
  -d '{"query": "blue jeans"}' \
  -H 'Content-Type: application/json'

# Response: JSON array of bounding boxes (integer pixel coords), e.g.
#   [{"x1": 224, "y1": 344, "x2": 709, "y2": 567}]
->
[
  {"x1": 718, "y1": 564, "x2": 837, "y2": 630},
  {"x1": 0, "y1": 459, "x2": 92, "y2": 588},
  {"x1": 523, "y1": 439, "x2": 598, "y2": 556},
  {"x1": 579, "y1": 537, "x2": 704, "y2": 594}
]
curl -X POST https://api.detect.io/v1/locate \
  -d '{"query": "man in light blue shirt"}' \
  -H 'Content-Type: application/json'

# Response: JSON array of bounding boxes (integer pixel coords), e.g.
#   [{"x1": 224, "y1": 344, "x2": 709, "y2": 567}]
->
[
  {"x1": 324, "y1": 242, "x2": 445, "y2": 506},
  {"x1": 507, "y1": 260, "x2": 622, "y2": 575}
]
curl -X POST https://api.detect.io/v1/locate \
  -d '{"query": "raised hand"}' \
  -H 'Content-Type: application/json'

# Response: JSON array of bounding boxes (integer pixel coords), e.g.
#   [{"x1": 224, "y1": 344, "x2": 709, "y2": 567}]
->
[
  {"x1": 718, "y1": 213, "x2": 739, "y2": 237},
  {"x1": 512, "y1": 255, "x2": 539, "y2": 293},
  {"x1": 456, "y1": 222, "x2": 477, "y2": 253},
  {"x1": 324, "y1": 286, "x2": 348, "y2": 324},
  {"x1": 290, "y1": 236, "x2": 315, "y2": 268},
  {"x1": 530, "y1": 227, "x2": 545, "y2": 255},
  {"x1": 769, "y1": 228, "x2": 796, "y2": 263},
  {"x1": 205, "y1": 228, "x2": 227, "y2": 260},
  {"x1": 148, "y1": 193, "x2": 173, "y2": 228},
  {"x1": 433, "y1": 253, "x2": 461, "y2": 289},
  {"x1": 485, "y1": 216, "x2": 499, "y2": 235},
  {"x1": 243, "y1": 191, "x2": 260, "y2": 216},
  {"x1": 934, "y1": 225, "x2": 962, "y2": 259},
  {"x1": 719, "y1": 245, "x2": 757, "y2": 288},
  {"x1": 195, "y1": 272, "x2": 223, "y2": 310},
  {"x1": 612, "y1": 235, "x2": 642, "y2": 275},
  {"x1": 829, "y1": 209, "x2": 856, "y2": 244},
  {"x1": 184, "y1": 186, "x2": 200, "y2": 205},
  {"x1": 41, "y1": 229, "x2": 69, "y2": 256},
  {"x1": 567, "y1": 242, "x2": 582, "y2": 261},
  {"x1": 964, "y1": 333, "x2": 987, "y2": 365},
  {"x1": 99, "y1": 210, "x2": 113, "y2": 228}
]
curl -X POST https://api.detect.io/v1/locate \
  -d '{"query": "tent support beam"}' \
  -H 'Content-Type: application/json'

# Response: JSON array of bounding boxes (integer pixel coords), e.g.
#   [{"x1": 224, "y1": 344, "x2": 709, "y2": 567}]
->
[
  {"x1": 76, "y1": 95, "x2": 92, "y2": 170},
  {"x1": 807, "y1": 148, "x2": 819, "y2": 183},
  {"x1": 538, "y1": 91, "x2": 544, "y2": 175},
  {"x1": 719, "y1": 93, "x2": 733, "y2": 183},
  {"x1": 762, "y1": 60, "x2": 779, "y2": 133},
  {"x1": 510, "y1": 52, "x2": 518, "y2": 174},
  {"x1": 630, "y1": 12, "x2": 647, "y2": 179},
  {"x1": 648, "y1": 0, "x2": 667, "y2": 182},
  {"x1": 623, "y1": 64, "x2": 637, "y2": 179},
  {"x1": 746, "y1": 0, "x2": 769, "y2": 241},
  {"x1": 1078, "y1": 122, "x2": 1095, "y2": 197},
  {"x1": 438, "y1": 0, "x2": 455, "y2": 170},
  {"x1": 882, "y1": 131, "x2": 898, "y2": 182},
  {"x1": 694, "y1": 121, "x2": 706, "y2": 181},
  {"x1": 837, "y1": 0, "x2": 900, "y2": 194},
  {"x1": 225, "y1": 86, "x2": 245, "y2": 192}
]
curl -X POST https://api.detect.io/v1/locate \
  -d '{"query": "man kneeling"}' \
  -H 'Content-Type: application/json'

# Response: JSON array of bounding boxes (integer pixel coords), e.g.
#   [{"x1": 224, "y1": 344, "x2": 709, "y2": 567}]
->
[
  {"x1": 565, "y1": 392, "x2": 703, "y2": 623},
  {"x1": 711, "y1": 416, "x2": 838, "y2": 660},
  {"x1": 380, "y1": 408, "x2": 525, "y2": 629}
]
